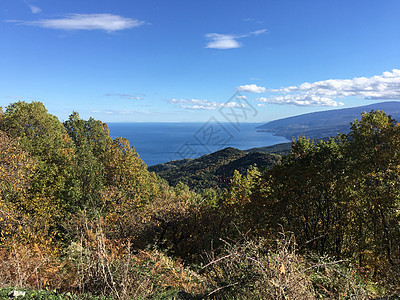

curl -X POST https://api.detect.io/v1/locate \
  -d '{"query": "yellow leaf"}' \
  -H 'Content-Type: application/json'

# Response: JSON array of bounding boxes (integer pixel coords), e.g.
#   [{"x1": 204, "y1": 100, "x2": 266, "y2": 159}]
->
[{"x1": 280, "y1": 263, "x2": 286, "y2": 275}]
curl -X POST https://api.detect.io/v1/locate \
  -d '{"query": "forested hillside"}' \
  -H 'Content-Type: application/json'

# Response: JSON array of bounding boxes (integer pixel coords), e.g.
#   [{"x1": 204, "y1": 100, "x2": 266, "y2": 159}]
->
[
  {"x1": 0, "y1": 101, "x2": 399, "y2": 299},
  {"x1": 149, "y1": 147, "x2": 281, "y2": 190}
]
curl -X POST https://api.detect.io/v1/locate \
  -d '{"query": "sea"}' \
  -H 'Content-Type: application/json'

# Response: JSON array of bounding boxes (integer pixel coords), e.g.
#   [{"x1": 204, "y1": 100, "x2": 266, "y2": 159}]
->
[{"x1": 107, "y1": 122, "x2": 289, "y2": 166}]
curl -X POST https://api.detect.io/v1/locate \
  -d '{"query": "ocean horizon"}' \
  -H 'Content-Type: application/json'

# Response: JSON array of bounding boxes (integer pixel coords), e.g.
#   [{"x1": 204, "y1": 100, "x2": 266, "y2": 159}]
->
[{"x1": 107, "y1": 122, "x2": 289, "y2": 166}]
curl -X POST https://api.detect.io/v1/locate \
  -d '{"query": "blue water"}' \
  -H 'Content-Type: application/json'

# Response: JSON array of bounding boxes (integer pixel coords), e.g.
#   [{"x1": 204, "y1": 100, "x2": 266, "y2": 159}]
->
[{"x1": 107, "y1": 122, "x2": 289, "y2": 166}]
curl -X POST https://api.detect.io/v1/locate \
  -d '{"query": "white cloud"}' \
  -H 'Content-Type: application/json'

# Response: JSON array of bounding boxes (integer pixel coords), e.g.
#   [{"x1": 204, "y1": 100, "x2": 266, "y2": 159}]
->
[
  {"x1": 274, "y1": 69, "x2": 400, "y2": 100},
  {"x1": 256, "y1": 69, "x2": 400, "y2": 107},
  {"x1": 105, "y1": 93, "x2": 143, "y2": 100},
  {"x1": 205, "y1": 33, "x2": 241, "y2": 49},
  {"x1": 13, "y1": 13, "x2": 145, "y2": 32},
  {"x1": 236, "y1": 84, "x2": 266, "y2": 93},
  {"x1": 256, "y1": 95, "x2": 344, "y2": 107},
  {"x1": 169, "y1": 98, "x2": 244, "y2": 110},
  {"x1": 29, "y1": 5, "x2": 41, "y2": 14},
  {"x1": 205, "y1": 29, "x2": 267, "y2": 49}
]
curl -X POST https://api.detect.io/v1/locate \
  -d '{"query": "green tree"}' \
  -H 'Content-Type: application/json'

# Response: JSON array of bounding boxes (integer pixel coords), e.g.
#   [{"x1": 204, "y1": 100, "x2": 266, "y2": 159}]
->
[
  {"x1": 344, "y1": 111, "x2": 400, "y2": 269},
  {"x1": 0, "y1": 101, "x2": 79, "y2": 231},
  {"x1": 102, "y1": 137, "x2": 161, "y2": 210},
  {"x1": 221, "y1": 165, "x2": 266, "y2": 236},
  {"x1": 261, "y1": 137, "x2": 347, "y2": 255},
  {"x1": 64, "y1": 112, "x2": 113, "y2": 208}
]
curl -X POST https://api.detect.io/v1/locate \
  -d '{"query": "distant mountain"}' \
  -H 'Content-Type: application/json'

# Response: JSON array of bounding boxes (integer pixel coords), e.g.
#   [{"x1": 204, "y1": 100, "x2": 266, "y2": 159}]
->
[
  {"x1": 149, "y1": 147, "x2": 281, "y2": 190},
  {"x1": 257, "y1": 101, "x2": 400, "y2": 139}
]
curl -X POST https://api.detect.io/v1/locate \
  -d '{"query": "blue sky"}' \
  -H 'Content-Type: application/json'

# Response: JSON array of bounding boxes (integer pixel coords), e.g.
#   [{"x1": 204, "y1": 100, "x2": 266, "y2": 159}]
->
[{"x1": 1, "y1": 0, "x2": 400, "y2": 123}]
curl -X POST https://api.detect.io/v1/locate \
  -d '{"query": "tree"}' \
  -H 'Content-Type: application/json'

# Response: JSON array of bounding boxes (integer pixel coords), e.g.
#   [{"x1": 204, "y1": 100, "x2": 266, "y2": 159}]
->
[
  {"x1": 0, "y1": 130, "x2": 33, "y2": 205},
  {"x1": 344, "y1": 111, "x2": 400, "y2": 269},
  {"x1": 102, "y1": 137, "x2": 160, "y2": 210},
  {"x1": 64, "y1": 112, "x2": 113, "y2": 208},
  {"x1": 0, "y1": 101, "x2": 79, "y2": 231},
  {"x1": 261, "y1": 137, "x2": 347, "y2": 255}
]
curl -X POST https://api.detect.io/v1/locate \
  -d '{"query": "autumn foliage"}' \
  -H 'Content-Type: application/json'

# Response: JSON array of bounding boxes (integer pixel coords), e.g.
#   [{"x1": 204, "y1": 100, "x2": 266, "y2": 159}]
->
[{"x1": 0, "y1": 101, "x2": 399, "y2": 298}]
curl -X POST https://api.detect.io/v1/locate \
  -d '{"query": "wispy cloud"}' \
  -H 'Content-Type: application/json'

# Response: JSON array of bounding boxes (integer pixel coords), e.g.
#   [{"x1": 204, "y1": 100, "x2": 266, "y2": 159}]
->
[
  {"x1": 250, "y1": 29, "x2": 267, "y2": 36},
  {"x1": 205, "y1": 29, "x2": 267, "y2": 49},
  {"x1": 243, "y1": 18, "x2": 264, "y2": 25},
  {"x1": 90, "y1": 109, "x2": 151, "y2": 115},
  {"x1": 10, "y1": 13, "x2": 145, "y2": 32},
  {"x1": 255, "y1": 69, "x2": 400, "y2": 107},
  {"x1": 169, "y1": 98, "x2": 244, "y2": 110},
  {"x1": 105, "y1": 93, "x2": 144, "y2": 100},
  {"x1": 29, "y1": 5, "x2": 41, "y2": 14},
  {"x1": 236, "y1": 84, "x2": 266, "y2": 93}
]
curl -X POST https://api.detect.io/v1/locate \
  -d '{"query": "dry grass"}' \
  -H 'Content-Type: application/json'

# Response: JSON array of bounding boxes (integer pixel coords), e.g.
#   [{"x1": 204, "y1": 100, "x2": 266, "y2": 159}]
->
[
  {"x1": 203, "y1": 232, "x2": 315, "y2": 299},
  {"x1": 0, "y1": 241, "x2": 67, "y2": 291},
  {"x1": 67, "y1": 214, "x2": 206, "y2": 299},
  {"x1": 202, "y1": 231, "x2": 371, "y2": 299}
]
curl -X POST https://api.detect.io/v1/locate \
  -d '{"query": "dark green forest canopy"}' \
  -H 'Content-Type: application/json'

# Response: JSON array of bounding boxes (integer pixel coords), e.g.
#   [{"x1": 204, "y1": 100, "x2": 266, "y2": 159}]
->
[{"x1": 149, "y1": 147, "x2": 281, "y2": 190}]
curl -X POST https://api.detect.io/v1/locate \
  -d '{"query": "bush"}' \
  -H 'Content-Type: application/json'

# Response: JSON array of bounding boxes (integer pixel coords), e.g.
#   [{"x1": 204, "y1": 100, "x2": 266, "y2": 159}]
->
[
  {"x1": 202, "y1": 231, "x2": 372, "y2": 299},
  {"x1": 65, "y1": 214, "x2": 207, "y2": 299},
  {"x1": 202, "y1": 232, "x2": 315, "y2": 299}
]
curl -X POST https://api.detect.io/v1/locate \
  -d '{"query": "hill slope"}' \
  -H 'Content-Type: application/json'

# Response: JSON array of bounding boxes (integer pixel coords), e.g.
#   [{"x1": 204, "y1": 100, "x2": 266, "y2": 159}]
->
[
  {"x1": 257, "y1": 101, "x2": 400, "y2": 139},
  {"x1": 149, "y1": 147, "x2": 281, "y2": 190}
]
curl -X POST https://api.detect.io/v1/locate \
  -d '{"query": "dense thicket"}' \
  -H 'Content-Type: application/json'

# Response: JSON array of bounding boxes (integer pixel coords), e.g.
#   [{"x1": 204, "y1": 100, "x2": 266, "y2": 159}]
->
[
  {"x1": 256, "y1": 111, "x2": 400, "y2": 271},
  {"x1": 0, "y1": 101, "x2": 399, "y2": 298}
]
